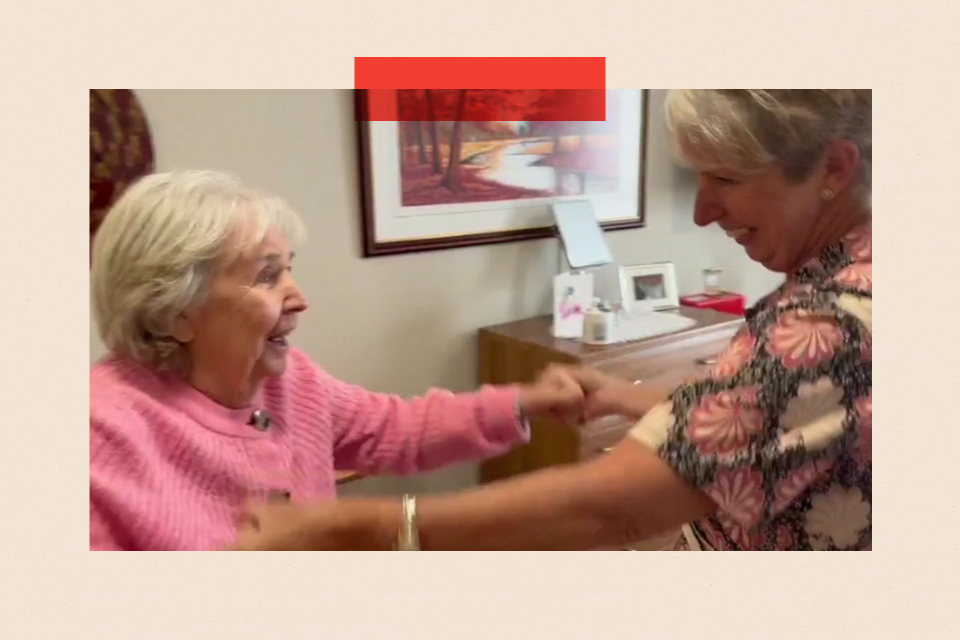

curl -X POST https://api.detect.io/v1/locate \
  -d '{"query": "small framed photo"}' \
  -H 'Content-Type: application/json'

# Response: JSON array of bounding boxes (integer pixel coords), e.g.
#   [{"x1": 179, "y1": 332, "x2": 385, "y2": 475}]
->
[{"x1": 619, "y1": 262, "x2": 680, "y2": 310}]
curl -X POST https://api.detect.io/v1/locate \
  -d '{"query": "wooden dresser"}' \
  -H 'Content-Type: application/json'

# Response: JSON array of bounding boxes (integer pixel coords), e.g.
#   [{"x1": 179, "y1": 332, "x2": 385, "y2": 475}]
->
[{"x1": 478, "y1": 307, "x2": 744, "y2": 484}]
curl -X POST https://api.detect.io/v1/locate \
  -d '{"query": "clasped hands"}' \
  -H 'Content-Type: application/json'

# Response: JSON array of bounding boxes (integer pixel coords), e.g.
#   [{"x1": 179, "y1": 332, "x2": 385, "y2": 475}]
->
[{"x1": 515, "y1": 364, "x2": 645, "y2": 426}]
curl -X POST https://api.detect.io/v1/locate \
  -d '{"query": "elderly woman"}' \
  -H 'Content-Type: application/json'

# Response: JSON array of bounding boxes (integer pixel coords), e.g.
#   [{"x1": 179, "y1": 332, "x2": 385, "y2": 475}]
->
[
  {"x1": 89, "y1": 171, "x2": 585, "y2": 551},
  {"x1": 232, "y1": 89, "x2": 872, "y2": 551}
]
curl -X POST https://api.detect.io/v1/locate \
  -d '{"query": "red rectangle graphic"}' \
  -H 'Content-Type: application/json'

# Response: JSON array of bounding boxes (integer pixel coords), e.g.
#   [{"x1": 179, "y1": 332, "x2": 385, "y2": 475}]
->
[
  {"x1": 355, "y1": 57, "x2": 605, "y2": 90},
  {"x1": 356, "y1": 57, "x2": 607, "y2": 121}
]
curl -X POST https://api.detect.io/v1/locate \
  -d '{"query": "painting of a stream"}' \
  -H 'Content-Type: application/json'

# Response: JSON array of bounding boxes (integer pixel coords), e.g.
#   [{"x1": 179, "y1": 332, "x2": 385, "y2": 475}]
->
[{"x1": 396, "y1": 89, "x2": 621, "y2": 207}]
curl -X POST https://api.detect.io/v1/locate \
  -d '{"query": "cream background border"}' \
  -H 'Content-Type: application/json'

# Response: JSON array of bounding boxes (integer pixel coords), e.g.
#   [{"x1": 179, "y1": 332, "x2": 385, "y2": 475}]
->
[{"x1": 1, "y1": 0, "x2": 958, "y2": 637}]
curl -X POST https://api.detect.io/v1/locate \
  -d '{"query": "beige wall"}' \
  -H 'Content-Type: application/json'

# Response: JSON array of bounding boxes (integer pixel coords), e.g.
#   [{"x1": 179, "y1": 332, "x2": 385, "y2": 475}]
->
[{"x1": 89, "y1": 90, "x2": 782, "y2": 496}]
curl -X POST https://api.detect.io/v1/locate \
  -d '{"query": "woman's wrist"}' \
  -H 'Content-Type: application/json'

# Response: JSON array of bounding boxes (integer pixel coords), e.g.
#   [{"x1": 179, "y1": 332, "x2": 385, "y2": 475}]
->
[
  {"x1": 318, "y1": 499, "x2": 403, "y2": 550},
  {"x1": 618, "y1": 382, "x2": 669, "y2": 418},
  {"x1": 369, "y1": 500, "x2": 405, "y2": 550},
  {"x1": 516, "y1": 384, "x2": 537, "y2": 416}
]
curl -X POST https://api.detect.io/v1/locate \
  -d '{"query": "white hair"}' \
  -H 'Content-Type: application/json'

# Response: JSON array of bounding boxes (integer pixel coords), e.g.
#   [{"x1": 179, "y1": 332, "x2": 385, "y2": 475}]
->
[{"x1": 91, "y1": 170, "x2": 306, "y2": 369}]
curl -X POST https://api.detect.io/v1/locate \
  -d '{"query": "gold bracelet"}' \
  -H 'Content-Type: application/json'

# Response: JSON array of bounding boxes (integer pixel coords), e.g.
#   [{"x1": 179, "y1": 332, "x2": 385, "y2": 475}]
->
[{"x1": 396, "y1": 494, "x2": 420, "y2": 550}]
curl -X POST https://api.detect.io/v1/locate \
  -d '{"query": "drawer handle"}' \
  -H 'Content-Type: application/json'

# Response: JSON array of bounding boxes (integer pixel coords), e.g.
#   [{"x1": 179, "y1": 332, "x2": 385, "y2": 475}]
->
[
  {"x1": 600, "y1": 446, "x2": 615, "y2": 454},
  {"x1": 696, "y1": 357, "x2": 718, "y2": 365}
]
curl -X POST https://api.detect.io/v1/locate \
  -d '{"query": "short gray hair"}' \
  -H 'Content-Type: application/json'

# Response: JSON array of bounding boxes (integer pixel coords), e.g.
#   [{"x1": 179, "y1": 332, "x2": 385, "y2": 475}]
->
[
  {"x1": 664, "y1": 90, "x2": 871, "y2": 202},
  {"x1": 91, "y1": 170, "x2": 306, "y2": 369}
]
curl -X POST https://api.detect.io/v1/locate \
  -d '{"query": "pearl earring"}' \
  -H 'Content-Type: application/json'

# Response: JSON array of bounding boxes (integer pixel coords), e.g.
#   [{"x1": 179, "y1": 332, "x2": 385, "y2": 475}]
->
[{"x1": 821, "y1": 188, "x2": 835, "y2": 201}]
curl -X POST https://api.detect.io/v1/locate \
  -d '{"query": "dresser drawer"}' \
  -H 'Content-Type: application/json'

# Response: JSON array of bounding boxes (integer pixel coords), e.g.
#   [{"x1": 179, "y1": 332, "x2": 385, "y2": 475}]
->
[{"x1": 593, "y1": 334, "x2": 733, "y2": 384}]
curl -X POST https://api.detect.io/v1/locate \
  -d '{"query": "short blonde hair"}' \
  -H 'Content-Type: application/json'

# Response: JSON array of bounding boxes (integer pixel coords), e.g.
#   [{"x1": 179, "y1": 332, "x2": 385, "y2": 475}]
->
[
  {"x1": 664, "y1": 90, "x2": 871, "y2": 200},
  {"x1": 91, "y1": 170, "x2": 306, "y2": 369}
]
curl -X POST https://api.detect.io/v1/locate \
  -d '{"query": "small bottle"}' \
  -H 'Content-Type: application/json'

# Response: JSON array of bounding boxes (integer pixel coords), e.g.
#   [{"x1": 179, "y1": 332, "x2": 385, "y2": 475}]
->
[
  {"x1": 704, "y1": 268, "x2": 723, "y2": 296},
  {"x1": 583, "y1": 307, "x2": 602, "y2": 343},
  {"x1": 583, "y1": 302, "x2": 613, "y2": 343}
]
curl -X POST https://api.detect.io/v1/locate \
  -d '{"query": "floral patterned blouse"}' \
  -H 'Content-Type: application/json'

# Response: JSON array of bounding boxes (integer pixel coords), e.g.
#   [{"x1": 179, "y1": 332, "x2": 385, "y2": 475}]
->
[{"x1": 630, "y1": 223, "x2": 872, "y2": 550}]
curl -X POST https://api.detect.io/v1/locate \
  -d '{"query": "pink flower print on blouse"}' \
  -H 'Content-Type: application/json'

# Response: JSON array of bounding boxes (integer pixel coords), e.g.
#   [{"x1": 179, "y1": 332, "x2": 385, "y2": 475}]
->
[
  {"x1": 707, "y1": 468, "x2": 765, "y2": 547},
  {"x1": 834, "y1": 262, "x2": 872, "y2": 291},
  {"x1": 775, "y1": 525, "x2": 795, "y2": 549},
  {"x1": 710, "y1": 332, "x2": 756, "y2": 379},
  {"x1": 688, "y1": 387, "x2": 763, "y2": 457},
  {"x1": 719, "y1": 517, "x2": 764, "y2": 549},
  {"x1": 772, "y1": 458, "x2": 835, "y2": 516},
  {"x1": 700, "y1": 520, "x2": 729, "y2": 550},
  {"x1": 768, "y1": 310, "x2": 844, "y2": 369}
]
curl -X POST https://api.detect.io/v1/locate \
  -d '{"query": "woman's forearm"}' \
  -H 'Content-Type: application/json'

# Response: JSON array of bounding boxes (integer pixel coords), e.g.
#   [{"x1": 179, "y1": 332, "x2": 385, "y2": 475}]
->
[
  {"x1": 418, "y1": 460, "x2": 620, "y2": 550},
  {"x1": 410, "y1": 438, "x2": 716, "y2": 551},
  {"x1": 587, "y1": 366, "x2": 697, "y2": 421}
]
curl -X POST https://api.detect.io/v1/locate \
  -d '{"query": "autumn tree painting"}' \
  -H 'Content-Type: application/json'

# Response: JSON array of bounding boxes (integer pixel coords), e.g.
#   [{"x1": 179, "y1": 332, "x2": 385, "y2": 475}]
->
[{"x1": 396, "y1": 89, "x2": 620, "y2": 207}]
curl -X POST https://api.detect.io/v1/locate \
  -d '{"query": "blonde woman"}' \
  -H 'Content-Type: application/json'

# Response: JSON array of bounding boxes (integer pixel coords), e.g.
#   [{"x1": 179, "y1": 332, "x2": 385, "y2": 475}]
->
[
  {"x1": 233, "y1": 90, "x2": 872, "y2": 551},
  {"x1": 89, "y1": 171, "x2": 586, "y2": 550}
]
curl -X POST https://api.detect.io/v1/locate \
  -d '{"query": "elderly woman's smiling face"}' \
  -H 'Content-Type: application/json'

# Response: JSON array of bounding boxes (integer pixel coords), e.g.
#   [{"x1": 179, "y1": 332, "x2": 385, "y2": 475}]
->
[{"x1": 174, "y1": 223, "x2": 308, "y2": 405}]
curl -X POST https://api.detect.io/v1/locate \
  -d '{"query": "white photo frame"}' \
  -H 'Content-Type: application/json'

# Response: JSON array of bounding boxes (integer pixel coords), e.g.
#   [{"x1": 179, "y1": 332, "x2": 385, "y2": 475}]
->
[{"x1": 619, "y1": 262, "x2": 680, "y2": 310}]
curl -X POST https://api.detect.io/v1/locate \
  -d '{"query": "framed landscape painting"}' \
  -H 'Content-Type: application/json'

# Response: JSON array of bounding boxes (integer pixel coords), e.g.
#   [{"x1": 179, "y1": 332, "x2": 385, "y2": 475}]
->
[{"x1": 356, "y1": 89, "x2": 649, "y2": 256}]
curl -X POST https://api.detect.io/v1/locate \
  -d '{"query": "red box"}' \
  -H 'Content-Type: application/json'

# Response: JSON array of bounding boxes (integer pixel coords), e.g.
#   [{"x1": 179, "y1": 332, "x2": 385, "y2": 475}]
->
[{"x1": 680, "y1": 292, "x2": 747, "y2": 317}]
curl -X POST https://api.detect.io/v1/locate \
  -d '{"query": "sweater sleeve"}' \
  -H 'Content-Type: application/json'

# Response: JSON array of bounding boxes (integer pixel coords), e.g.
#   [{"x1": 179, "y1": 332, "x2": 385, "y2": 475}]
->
[
  {"x1": 89, "y1": 417, "x2": 137, "y2": 551},
  {"x1": 304, "y1": 361, "x2": 530, "y2": 476},
  {"x1": 90, "y1": 490, "x2": 126, "y2": 551},
  {"x1": 89, "y1": 405, "x2": 162, "y2": 551}
]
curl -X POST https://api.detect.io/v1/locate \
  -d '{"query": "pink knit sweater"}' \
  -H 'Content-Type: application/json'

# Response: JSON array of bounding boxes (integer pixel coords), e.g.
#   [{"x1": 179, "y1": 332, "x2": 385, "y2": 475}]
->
[{"x1": 90, "y1": 347, "x2": 527, "y2": 550}]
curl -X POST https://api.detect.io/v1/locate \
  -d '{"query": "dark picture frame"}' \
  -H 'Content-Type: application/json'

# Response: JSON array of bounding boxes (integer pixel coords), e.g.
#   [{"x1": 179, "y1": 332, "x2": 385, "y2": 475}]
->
[{"x1": 356, "y1": 89, "x2": 649, "y2": 257}]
